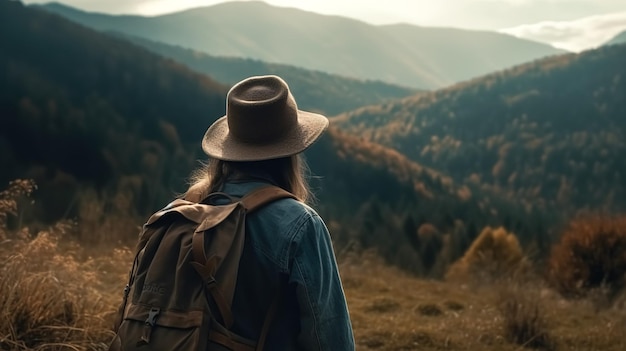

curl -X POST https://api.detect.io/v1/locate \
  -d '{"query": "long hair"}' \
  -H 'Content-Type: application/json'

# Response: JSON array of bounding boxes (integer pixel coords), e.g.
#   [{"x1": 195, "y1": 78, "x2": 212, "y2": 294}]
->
[{"x1": 184, "y1": 155, "x2": 312, "y2": 204}]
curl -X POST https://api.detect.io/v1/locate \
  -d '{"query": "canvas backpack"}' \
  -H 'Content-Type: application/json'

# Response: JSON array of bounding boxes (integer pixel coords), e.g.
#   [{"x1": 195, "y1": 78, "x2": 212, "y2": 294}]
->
[{"x1": 108, "y1": 185, "x2": 296, "y2": 351}]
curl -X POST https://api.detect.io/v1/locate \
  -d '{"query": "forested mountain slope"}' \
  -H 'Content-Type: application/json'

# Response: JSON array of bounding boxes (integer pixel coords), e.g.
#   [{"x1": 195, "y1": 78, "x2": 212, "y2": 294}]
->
[
  {"x1": 113, "y1": 34, "x2": 417, "y2": 115},
  {"x1": 0, "y1": 0, "x2": 228, "y2": 219},
  {"x1": 334, "y1": 44, "x2": 626, "y2": 212}
]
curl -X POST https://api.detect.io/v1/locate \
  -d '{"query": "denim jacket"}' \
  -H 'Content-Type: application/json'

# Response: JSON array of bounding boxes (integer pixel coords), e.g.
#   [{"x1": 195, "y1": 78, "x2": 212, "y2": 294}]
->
[{"x1": 220, "y1": 180, "x2": 355, "y2": 350}]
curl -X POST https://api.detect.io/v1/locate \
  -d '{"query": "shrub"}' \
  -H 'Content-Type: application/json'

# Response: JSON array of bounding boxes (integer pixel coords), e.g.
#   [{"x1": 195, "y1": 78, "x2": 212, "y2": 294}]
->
[
  {"x1": 366, "y1": 297, "x2": 400, "y2": 313},
  {"x1": 497, "y1": 286, "x2": 554, "y2": 350},
  {"x1": 0, "y1": 179, "x2": 36, "y2": 240},
  {"x1": 446, "y1": 226, "x2": 526, "y2": 282},
  {"x1": 444, "y1": 300, "x2": 464, "y2": 311},
  {"x1": 547, "y1": 215, "x2": 626, "y2": 301},
  {"x1": 417, "y1": 223, "x2": 443, "y2": 272},
  {"x1": 361, "y1": 331, "x2": 389, "y2": 348},
  {"x1": 415, "y1": 303, "x2": 443, "y2": 316}
]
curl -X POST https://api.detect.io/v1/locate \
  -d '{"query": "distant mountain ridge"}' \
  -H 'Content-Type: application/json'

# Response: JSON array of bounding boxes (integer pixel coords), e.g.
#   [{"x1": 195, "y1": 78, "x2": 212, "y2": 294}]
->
[
  {"x1": 112, "y1": 33, "x2": 418, "y2": 115},
  {"x1": 605, "y1": 30, "x2": 626, "y2": 46},
  {"x1": 35, "y1": 1, "x2": 564, "y2": 88}
]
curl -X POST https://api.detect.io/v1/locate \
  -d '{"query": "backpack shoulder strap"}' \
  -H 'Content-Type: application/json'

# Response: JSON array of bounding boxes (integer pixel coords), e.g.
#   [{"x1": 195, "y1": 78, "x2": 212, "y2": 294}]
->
[
  {"x1": 240, "y1": 185, "x2": 297, "y2": 213},
  {"x1": 239, "y1": 187, "x2": 295, "y2": 350}
]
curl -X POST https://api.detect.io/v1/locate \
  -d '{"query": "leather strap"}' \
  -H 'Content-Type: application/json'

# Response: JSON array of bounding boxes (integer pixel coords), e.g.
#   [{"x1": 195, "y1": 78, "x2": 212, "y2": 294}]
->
[
  {"x1": 240, "y1": 186, "x2": 296, "y2": 213},
  {"x1": 209, "y1": 330, "x2": 255, "y2": 351},
  {"x1": 190, "y1": 261, "x2": 235, "y2": 328},
  {"x1": 192, "y1": 185, "x2": 295, "y2": 347}
]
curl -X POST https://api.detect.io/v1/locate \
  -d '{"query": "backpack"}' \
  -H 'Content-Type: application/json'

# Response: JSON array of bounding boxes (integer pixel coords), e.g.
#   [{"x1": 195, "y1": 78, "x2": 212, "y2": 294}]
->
[{"x1": 108, "y1": 185, "x2": 296, "y2": 351}]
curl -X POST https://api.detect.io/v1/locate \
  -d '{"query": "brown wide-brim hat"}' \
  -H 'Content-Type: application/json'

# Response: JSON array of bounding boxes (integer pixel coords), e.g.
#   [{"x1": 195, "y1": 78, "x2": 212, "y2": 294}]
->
[{"x1": 202, "y1": 75, "x2": 329, "y2": 161}]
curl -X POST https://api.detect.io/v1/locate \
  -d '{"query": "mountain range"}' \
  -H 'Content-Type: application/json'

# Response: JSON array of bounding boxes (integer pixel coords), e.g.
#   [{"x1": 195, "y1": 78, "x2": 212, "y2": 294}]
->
[
  {"x1": 35, "y1": 1, "x2": 564, "y2": 89},
  {"x1": 2, "y1": 0, "x2": 544, "y2": 274},
  {"x1": 5, "y1": 0, "x2": 623, "y2": 276},
  {"x1": 112, "y1": 34, "x2": 417, "y2": 115}
]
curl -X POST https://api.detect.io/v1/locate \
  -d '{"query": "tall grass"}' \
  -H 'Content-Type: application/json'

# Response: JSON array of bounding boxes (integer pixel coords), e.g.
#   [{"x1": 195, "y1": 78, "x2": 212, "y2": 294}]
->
[
  {"x1": 0, "y1": 180, "x2": 132, "y2": 351},
  {"x1": 497, "y1": 284, "x2": 555, "y2": 350}
]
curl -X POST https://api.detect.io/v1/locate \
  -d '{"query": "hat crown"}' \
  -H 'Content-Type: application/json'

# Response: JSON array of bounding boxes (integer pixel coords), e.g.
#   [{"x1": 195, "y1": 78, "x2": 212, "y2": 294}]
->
[
  {"x1": 202, "y1": 75, "x2": 328, "y2": 162},
  {"x1": 227, "y1": 76, "x2": 297, "y2": 145}
]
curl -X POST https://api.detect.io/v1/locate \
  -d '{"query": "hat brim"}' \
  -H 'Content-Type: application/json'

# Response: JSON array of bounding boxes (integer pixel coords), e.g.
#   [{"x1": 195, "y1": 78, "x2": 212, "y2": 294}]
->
[{"x1": 202, "y1": 110, "x2": 329, "y2": 161}]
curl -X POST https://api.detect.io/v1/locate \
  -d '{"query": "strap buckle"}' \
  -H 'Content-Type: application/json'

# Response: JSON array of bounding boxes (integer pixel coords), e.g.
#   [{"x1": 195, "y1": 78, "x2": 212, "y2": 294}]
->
[{"x1": 145, "y1": 307, "x2": 160, "y2": 327}]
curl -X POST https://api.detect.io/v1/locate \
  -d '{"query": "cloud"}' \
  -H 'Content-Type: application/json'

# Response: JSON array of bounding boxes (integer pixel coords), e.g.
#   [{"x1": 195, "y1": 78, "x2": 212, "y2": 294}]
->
[
  {"x1": 500, "y1": 11, "x2": 626, "y2": 52},
  {"x1": 133, "y1": 0, "x2": 226, "y2": 16}
]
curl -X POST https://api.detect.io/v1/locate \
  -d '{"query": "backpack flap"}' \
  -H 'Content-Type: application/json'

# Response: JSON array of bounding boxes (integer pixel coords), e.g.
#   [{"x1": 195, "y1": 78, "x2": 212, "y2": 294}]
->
[
  {"x1": 189, "y1": 186, "x2": 295, "y2": 333},
  {"x1": 190, "y1": 185, "x2": 296, "y2": 327},
  {"x1": 145, "y1": 200, "x2": 239, "y2": 228}
]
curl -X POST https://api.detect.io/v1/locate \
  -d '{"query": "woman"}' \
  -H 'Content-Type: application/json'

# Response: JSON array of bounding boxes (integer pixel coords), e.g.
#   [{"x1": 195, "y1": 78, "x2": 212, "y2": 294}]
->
[{"x1": 186, "y1": 75, "x2": 355, "y2": 350}]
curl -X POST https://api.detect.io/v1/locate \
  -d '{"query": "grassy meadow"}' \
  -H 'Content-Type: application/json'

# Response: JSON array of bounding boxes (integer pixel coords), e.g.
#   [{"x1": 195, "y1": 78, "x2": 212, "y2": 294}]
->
[{"x1": 1, "y1": 180, "x2": 625, "y2": 351}]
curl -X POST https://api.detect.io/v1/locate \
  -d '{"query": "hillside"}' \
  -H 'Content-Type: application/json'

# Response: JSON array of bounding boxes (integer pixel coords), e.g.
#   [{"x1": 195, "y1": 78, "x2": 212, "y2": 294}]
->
[
  {"x1": 605, "y1": 30, "x2": 626, "y2": 46},
  {"x1": 114, "y1": 34, "x2": 417, "y2": 115},
  {"x1": 35, "y1": 1, "x2": 564, "y2": 89},
  {"x1": 0, "y1": 0, "x2": 548, "y2": 275},
  {"x1": 0, "y1": 0, "x2": 228, "y2": 220},
  {"x1": 334, "y1": 44, "x2": 626, "y2": 212}
]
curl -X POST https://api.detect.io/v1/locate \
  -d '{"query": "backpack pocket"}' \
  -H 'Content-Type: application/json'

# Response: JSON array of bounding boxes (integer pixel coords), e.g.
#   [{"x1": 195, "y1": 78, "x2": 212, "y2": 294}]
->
[{"x1": 114, "y1": 303, "x2": 209, "y2": 351}]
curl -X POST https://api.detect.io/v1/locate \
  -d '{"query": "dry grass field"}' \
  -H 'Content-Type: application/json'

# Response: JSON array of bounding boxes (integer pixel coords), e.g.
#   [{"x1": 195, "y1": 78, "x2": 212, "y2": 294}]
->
[
  {"x1": 341, "y1": 252, "x2": 626, "y2": 351},
  {"x1": 1, "y1": 181, "x2": 625, "y2": 351},
  {"x1": 1, "y1": 231, "x2": 625, "y2": 351}
]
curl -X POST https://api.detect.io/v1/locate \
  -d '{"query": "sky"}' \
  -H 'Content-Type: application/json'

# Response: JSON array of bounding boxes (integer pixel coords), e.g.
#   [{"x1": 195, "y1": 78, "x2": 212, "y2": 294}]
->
[{"x1": 23, "y1": 0, "x2": 626, "y2": 51}]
